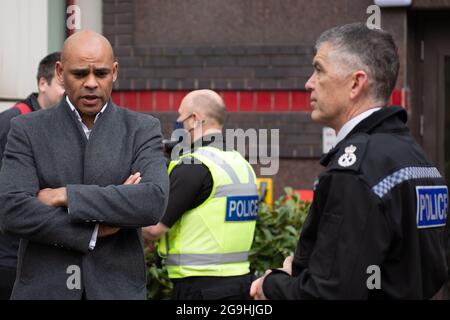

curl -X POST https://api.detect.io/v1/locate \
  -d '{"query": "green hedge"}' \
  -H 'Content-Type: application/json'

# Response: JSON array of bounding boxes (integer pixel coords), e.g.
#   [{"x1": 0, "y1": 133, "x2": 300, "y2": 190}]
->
[{"x1": 146, "y1": 187, "x2": 311, "y2": 299}]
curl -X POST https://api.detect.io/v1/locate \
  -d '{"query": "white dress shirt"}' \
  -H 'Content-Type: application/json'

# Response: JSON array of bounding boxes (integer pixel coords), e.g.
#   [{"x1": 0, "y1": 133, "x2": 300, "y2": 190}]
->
[
  {"x1": 334, "y1": 107, "x2": 381, "y2": 146},
  {"x1": 66, "y1": 96, "x2": 108, "y2": 250}
]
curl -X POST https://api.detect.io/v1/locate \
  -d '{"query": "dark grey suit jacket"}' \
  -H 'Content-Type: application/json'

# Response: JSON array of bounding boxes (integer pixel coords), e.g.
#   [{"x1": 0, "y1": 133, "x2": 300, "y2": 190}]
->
[{"x1": 0, "y1": 98, "x2": 169, "y2": 299}]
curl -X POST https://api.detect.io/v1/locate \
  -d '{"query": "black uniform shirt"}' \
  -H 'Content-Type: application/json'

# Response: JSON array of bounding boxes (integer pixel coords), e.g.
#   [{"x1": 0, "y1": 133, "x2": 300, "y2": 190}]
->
[{"x1": 160, "y1": 133, "x2": 225, "y2": 227}]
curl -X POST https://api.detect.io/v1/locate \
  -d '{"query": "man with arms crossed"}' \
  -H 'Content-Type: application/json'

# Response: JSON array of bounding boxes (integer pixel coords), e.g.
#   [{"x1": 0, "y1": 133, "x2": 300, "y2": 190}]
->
[{"x1": 0, "y1": 31, "x2": 169, "y2": 300}]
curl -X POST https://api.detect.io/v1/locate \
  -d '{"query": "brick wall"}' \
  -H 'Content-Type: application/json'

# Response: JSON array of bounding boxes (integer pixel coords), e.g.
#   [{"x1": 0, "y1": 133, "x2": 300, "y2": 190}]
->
[
  {"x1": 111, "y1": 89, "x2": 405, "y2": 113},
  {"x1": 110, "y1": 45, "x2": 313, "y2": 91},
  {"x1": 111, "y1": 90, "x2": 312, "y2": 112},
  {"x1": 103, "y1": 1, "x2": 315, "y2": 91},
  {"x1": 152, "y1": 111, "x2": 322, "y2": 158},
  {"x1": 102, "y1": 0, "x2": 408, "y2": 197},
  {"x1": 412, "y1": 0, "x2": 450, "y2": 8},
  {"x1": 151, "y1": 112, "x2": 324, "y2": 197},
  {"x1": 102, "y1": 0, "x2": 409, "y2": 89}
]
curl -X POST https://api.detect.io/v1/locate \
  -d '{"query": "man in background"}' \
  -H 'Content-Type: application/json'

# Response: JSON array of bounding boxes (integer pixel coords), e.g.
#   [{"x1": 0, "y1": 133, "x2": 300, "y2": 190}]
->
[{"x1": 0, "y1": 52, "x2": 64, "y2": 300}]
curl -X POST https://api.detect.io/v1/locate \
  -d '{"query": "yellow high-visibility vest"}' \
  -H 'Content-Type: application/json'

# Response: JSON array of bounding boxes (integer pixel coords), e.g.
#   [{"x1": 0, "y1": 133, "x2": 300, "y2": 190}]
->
[{"x1": 158, "y1": 146, "x2": 258, "y2": 279}]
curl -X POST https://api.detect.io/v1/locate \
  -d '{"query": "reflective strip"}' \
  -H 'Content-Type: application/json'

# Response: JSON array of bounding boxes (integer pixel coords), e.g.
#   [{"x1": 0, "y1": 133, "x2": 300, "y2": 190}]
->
[
  {"x1": 214, "y1": 183, "x2": 258, "y2": 198},
  {"x1": 166, "y1": 251, "x2": 249, "y2": 266},
  {"x1": 372, "y1": 166, "x2": 442, "y2": 198},
  {"x1": 195, "y1": 149, "x2": 240, "y2": 184},
  {"x1": 194, "y1": 148, "x2": 258, "y2": 202}
]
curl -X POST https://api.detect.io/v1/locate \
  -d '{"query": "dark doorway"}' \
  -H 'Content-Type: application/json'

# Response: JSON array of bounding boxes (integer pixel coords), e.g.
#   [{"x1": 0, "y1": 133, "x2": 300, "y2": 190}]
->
[
  {"x1": 410, "y1": 11, "x2": 450, "y2": 178},
  {"x1": 446, "y1": 56, "x2": 450, "y2": 185}
]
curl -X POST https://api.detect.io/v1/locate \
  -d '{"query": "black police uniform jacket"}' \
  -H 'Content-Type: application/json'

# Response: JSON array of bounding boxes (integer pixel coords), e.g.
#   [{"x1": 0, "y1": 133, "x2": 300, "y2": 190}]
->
[{"x1": 263, "y1": 106, "x2": 449, "y2": 299}]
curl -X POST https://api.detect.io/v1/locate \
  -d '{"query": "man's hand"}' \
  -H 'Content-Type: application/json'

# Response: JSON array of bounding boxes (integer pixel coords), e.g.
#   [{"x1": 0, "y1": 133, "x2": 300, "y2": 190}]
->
[
  {"x1": 96, "y1": 173, "x2": 142, "y2": 239},
  {"x1": 123, "y1": 172, "x2": 141, "y2": 185},
  {"x1": 250, "y1": 270, "x2": 271, "y2": 300},
  {"x1": 250, "y1": 255, "x2": 293, "y2": 300},
  {"x1": 143, "y1": 239, "x2": 155, "y2": 256},
  {"x1": 142, "y1": 222, "x2": 169, "y2": 241},
  {"x1": 37, "y1": 187, "x2": 67, "y2": 207},
  {"x1": 281, "y1": 255, "x2": 293, "y2": 275},
  {"x1": 97, "y1": 225, "x2": 120, "y2": 238}
]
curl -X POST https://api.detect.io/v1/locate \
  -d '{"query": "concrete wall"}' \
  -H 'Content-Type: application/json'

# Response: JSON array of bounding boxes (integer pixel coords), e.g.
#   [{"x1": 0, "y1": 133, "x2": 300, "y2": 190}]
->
[
  {"x1": 75, "y1": 0, "x2": 102, "y2": 33},
  {"x1": 0, "y1": 0, "x2": 48, "y2": 100},
  {"x1": 0, "y1": 0, "x2": 103, "y2": 105},
  {"x1": 0, "y1": 102, "x2": 14, "y2": 112}
]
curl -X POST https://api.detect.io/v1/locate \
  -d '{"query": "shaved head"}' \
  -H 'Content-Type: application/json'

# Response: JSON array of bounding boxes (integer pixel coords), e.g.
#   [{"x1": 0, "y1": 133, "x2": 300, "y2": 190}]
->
[
  {"x1": 56, "y1": 30, "x2": 118, "y2": 127},
  {"x1": 180, "y1": 89, "x2": 227, "y2": 126},
  {"x1": 61, "y1": 30, "x2": 115, "y2": 64}
]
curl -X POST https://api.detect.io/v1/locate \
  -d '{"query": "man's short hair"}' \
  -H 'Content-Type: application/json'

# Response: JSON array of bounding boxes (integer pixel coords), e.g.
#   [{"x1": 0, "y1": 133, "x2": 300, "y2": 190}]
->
[
  {"x1": 316, "y1": 23, "x2": 399, "y2": 103},
  {"x1": 36, "y1": 52, "x2": 61, "y2": 84}
]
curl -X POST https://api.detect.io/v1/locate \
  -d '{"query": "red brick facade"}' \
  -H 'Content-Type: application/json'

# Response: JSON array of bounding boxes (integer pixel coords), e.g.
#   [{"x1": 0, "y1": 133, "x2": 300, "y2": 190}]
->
[{"x1": 102, "y1": 0, "x2": 415, "y2": 196}]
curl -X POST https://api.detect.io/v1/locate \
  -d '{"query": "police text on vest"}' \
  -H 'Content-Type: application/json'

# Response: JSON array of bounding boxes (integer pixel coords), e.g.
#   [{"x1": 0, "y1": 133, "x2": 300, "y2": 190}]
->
[
  {"x1": 226, "y1": 195, "x2": 259, "y2": 222},
  {"x1": 416, "y1": 186, "x2": 448, "y2": 228}
]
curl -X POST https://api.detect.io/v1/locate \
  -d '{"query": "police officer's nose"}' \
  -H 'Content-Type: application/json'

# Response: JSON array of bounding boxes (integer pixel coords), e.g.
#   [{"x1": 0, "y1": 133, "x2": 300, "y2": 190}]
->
[{"x1": 305, "y1": 76, "x2": 314, "y2": 92}]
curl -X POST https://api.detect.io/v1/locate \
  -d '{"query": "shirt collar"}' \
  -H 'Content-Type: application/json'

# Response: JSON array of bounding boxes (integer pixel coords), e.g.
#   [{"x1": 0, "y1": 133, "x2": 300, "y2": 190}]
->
[
  {"x1": 334, "y1": 107, "x2": 381, "y2": 146},
  {"x1": 66, "y1": 96, "x2": 108, "y2": 124}
]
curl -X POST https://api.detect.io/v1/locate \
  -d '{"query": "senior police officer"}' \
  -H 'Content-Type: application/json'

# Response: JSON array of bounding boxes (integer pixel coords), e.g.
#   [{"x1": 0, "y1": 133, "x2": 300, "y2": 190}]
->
[
  {"x1": 143, "y1": 89, "x2": 258, "y2": 300},
  {"x1": 250, "y1": 22, "x2": 449, "y2": 300}
]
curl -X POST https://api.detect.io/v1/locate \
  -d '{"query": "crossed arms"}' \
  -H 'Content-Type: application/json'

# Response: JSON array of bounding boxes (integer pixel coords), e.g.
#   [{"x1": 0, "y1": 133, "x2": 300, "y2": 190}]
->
[{"x1": 0, "y1": 117, "x2": 169, "y2": 254}]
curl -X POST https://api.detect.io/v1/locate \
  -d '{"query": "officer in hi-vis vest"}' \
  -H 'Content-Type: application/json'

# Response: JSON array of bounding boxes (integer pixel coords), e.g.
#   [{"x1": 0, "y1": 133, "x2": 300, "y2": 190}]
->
[{"x1": 143, "y1": 89, "x2": 258, "y2": 300}]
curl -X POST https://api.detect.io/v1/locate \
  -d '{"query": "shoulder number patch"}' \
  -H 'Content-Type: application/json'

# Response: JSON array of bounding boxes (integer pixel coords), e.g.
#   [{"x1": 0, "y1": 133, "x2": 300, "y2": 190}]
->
[
  {"x1": 416, "y1": 185, "x2": 448, "y2": 229},
  {"x1": 226, "y1": 195, "x2": 258, "y2": 222}
]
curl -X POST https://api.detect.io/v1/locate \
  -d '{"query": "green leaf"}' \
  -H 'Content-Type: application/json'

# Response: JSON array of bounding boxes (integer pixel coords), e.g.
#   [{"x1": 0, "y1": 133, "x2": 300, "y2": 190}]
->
[{"x1": 285, "y1": 225, "x2": 299, "y2": 236}]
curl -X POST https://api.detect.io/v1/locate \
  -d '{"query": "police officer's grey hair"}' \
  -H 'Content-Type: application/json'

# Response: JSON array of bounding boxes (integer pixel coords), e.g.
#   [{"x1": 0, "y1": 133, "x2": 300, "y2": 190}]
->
[{"x1": 316, "y1": 22, "x2": 399, "y2": 103}]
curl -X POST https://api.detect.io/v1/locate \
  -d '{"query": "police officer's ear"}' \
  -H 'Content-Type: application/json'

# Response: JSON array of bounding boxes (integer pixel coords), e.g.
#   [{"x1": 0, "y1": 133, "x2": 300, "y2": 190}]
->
[
  {"x1": 350, "y1": 70, "x2": 369, "y2": 100},
  {"x1": 191, "y1": 112, "x2": 205, "y2": 127}
]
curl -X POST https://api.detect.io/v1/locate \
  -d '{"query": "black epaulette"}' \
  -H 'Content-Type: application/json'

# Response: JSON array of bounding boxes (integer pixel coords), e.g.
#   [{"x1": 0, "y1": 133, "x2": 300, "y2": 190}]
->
[{"x1": 326, "y1": 133, "x2": 369, "y2": 173}]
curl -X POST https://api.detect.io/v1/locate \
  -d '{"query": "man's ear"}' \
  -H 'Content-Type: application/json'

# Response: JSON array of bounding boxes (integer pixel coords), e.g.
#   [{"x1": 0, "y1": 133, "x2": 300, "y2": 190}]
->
[
  {"x1": 191, "y1": 111, "x2": 199, "y2": 123},
  {"x1": 38, "y1": 77, "x2": 48, "y2": 94},
  {"x1": 112, "y1": 61, "x2": 119, "y2": 82},
  {"x1": 192, "y1": 112, "x2": 204, "y2": 127},
  {"x1": 55, "y1": 61, "x2": 64, "y2": 84},
  {"x1": 350, "y1": 70, "x2": 369, "y2": 100}
]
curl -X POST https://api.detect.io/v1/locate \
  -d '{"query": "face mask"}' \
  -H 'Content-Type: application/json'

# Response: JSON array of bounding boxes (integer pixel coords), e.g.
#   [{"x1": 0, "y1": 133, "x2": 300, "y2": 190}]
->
[
  {"x1": 175, "y1": 114, "x2": 195, "y2": 132},
  {"x1": 170, "y1": 121, "x2": 187, "y2": 147},
  {"x1": 174, "y1": 121, "x2": 184, "y2": 130}
]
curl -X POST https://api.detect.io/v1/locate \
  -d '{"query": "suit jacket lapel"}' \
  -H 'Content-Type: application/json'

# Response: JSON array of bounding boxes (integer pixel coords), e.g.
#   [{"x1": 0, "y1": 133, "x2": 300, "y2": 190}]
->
[
  {"x1": 59, "y1": 97, "x2": 89, "y2": 145},
  {"x1": 45, "y1": 99, "x2": 88, "y2": 185},
  {"x1": 82, "y1": 101, "x2": 124, "y2": 185}
]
